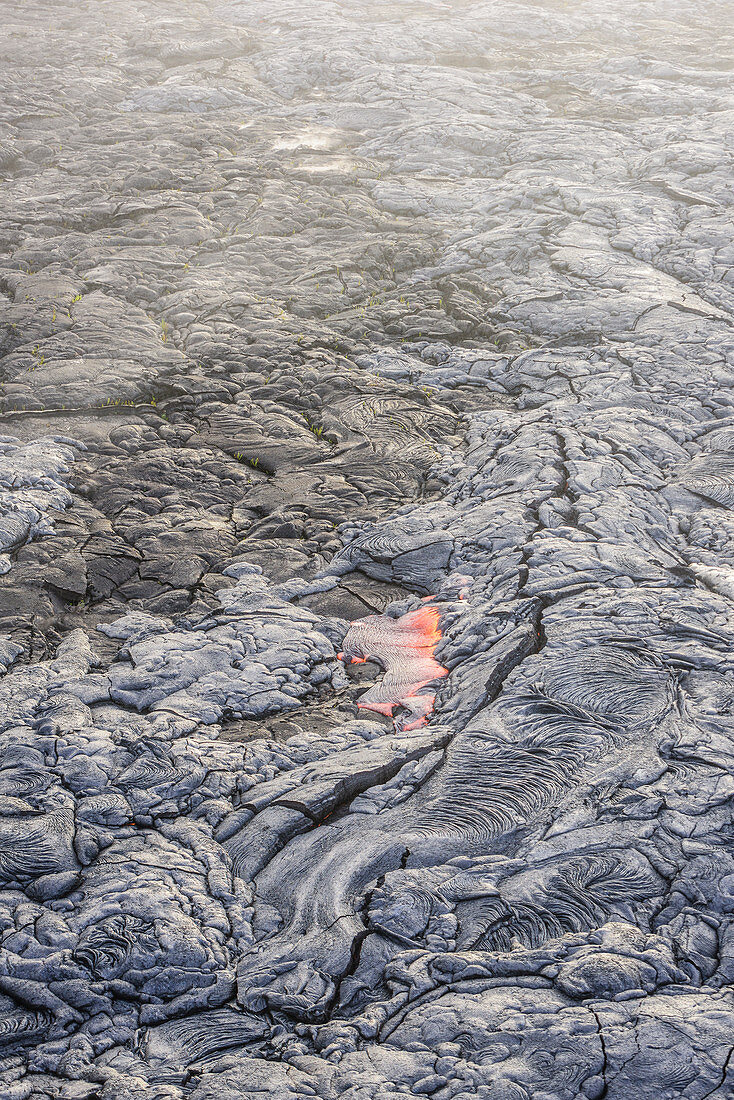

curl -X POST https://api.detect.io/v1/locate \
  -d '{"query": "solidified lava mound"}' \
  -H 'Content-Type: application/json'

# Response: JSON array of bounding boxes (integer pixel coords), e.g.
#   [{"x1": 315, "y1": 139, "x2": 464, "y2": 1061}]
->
[{"x1": 0, "y1": 1, "x2": 734, "y2": 1097}]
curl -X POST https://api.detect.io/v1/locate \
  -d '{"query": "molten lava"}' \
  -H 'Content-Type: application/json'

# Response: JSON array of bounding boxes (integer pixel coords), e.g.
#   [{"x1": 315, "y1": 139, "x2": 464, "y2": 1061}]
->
[{"x1": 339, "y1": 605, "x2": 448, "y2": 730}]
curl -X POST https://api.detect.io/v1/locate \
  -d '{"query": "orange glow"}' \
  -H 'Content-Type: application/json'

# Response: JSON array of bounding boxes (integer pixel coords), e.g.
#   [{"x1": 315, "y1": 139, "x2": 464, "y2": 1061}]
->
[
  {"x1": 340, "y1": 604, "x2": 448, "y2": 730},
  {"x1": 337, "y1": 651, "x2": 368, "y2": 665}
]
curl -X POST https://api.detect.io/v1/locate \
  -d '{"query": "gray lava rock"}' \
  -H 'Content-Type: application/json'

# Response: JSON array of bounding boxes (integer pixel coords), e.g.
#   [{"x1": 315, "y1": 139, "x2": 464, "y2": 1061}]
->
[{"x1": 1, "y1": 0, "x2": 734, "y2": 1096}]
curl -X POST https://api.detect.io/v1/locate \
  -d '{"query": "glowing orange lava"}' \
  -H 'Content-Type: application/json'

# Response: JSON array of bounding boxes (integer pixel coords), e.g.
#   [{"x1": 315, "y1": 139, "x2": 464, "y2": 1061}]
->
[{"x1": 339, "y1": 605, "x2": 448, "y2": 730}]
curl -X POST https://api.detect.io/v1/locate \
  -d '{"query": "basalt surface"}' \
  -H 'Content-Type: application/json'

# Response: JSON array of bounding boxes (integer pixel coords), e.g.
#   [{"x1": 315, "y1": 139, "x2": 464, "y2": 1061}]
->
[{"x1": 1, "y1": 0, "x2": 734, "y2": 1097}]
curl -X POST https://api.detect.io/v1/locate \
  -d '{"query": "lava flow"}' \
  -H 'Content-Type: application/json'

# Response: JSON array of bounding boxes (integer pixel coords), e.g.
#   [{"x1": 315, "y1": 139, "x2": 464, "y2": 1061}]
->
[{"x1": 339, "y1": 605, "x2": 448, "y2": 730}]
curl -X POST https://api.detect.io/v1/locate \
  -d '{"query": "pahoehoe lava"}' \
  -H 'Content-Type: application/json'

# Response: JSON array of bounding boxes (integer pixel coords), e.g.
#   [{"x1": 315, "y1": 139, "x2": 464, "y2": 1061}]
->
[{"x1": 1, "y1": 0, "x2": 734, "y2": 1097}]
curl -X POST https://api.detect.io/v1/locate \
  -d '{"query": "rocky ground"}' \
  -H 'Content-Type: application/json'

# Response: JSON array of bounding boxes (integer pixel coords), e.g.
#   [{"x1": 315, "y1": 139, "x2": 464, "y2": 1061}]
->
[{"x1": 1, "y1": 0, "x2": 734, "y2": 1097}]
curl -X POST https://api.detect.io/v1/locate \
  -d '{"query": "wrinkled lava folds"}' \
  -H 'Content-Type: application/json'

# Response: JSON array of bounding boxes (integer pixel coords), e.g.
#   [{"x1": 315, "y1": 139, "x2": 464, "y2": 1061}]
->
[{"x1": 339, "y1": 605, "x2": 448, "y2": 730}]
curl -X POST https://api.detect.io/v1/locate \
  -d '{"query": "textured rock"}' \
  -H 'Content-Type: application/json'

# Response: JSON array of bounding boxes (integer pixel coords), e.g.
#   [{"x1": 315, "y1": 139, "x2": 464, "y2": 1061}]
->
[{"x1": 1, "y1": 0, "x2": 734, "y2": 1097}]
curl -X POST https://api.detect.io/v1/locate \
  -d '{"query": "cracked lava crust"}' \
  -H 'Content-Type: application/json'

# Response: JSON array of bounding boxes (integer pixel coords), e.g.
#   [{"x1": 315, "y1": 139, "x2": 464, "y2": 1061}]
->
[{"x1": 1, "y1": 0, "x2": 734, "y2": 1098}]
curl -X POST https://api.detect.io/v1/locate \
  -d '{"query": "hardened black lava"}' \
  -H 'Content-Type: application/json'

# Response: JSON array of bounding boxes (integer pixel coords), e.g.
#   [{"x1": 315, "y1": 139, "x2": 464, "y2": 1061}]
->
[{"x1": 0, "y1": 1, "x2": 733, "y2": 1097}]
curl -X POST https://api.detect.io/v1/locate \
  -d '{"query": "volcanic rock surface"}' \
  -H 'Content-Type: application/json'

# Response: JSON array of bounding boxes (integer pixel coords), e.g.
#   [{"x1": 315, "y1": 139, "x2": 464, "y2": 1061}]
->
[{"x1": 1, "y1": 0, "x2": 734, "y2": 1096}]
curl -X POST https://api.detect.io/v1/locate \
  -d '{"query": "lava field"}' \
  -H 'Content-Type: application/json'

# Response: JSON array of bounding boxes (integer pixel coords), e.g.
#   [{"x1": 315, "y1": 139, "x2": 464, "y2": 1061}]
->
[{"x1": 1, "y1": 1, "x2": 734, "y2": 1097}]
